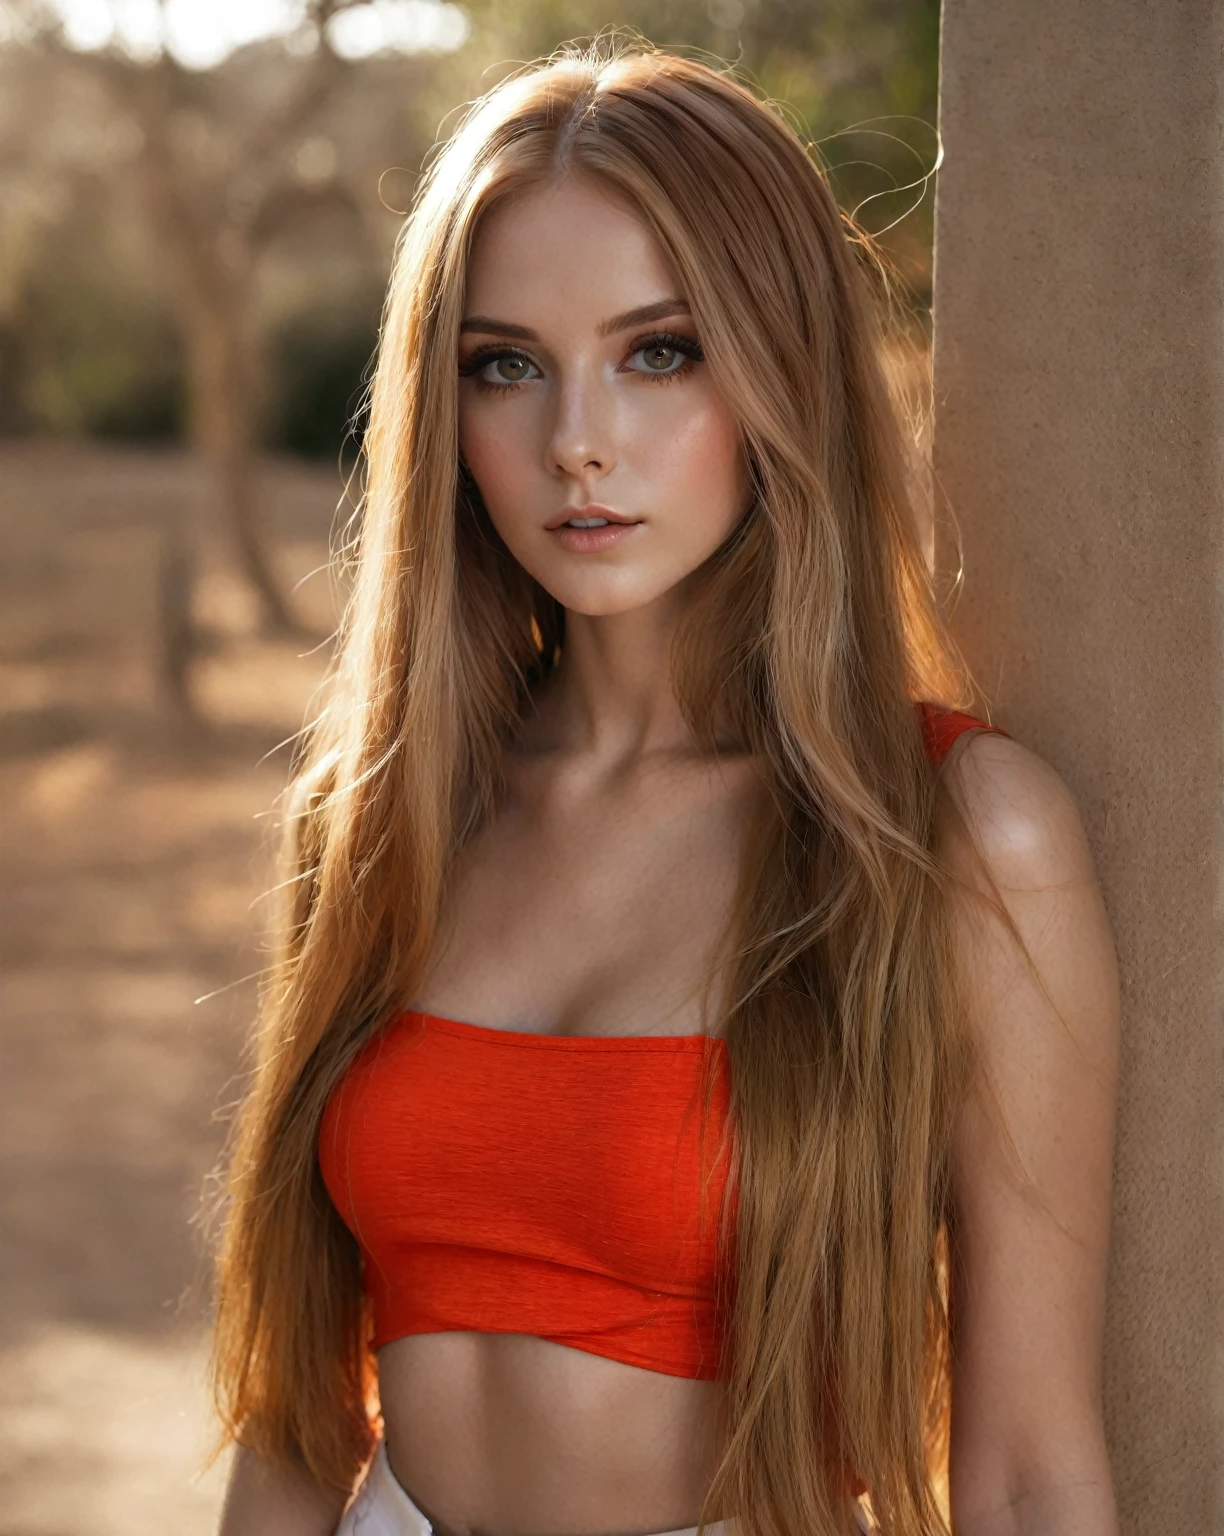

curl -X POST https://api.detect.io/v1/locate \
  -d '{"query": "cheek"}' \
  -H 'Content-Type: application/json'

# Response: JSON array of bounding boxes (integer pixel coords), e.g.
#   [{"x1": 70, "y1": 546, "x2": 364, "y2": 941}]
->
[
  {"x1": 645, "y1": 390, "x2": 749, "y2": 535},
  {"x1": 457, "y1": 402, "x2": 529, "y2": 513}
]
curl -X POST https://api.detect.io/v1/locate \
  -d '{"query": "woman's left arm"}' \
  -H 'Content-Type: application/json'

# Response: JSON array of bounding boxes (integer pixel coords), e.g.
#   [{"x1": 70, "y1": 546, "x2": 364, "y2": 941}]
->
[{"x1": 940, "y1": 731, "x2": 1121, "y2": 1536}]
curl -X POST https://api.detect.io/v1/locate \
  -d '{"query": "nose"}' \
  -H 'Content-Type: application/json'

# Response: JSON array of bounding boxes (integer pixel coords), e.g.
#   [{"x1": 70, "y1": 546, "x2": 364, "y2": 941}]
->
[{"x1": 546, "y1": 370, "x2": 617, "y2": 482}]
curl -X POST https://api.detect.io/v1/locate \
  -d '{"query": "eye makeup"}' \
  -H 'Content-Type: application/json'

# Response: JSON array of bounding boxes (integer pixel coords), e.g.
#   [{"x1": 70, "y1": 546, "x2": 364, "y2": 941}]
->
[
  {"x1": 458, "y1": 330, "x2": 705, "y2": 394},
  {"x1": 459, "y1": 346, "x2": 541, "y2": 391},
  {"x1": 622, "y1": 331, "x2": 705, "y2": 377}
]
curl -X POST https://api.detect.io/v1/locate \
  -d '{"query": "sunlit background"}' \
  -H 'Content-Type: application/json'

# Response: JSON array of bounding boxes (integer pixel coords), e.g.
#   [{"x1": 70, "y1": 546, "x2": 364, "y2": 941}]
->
[
  {"x1": 20, "y1": 0, "x2": 470, "y2": 64},
  {"x1": 0, "y1": 2, "x2": 938, "y2": 1529}
]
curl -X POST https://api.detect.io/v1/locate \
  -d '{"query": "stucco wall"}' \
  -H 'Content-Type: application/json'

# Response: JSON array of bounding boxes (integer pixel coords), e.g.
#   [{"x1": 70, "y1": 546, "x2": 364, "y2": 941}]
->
[{"x1": 931, "y1": 1, "x2": 1223, "y2": 1528}]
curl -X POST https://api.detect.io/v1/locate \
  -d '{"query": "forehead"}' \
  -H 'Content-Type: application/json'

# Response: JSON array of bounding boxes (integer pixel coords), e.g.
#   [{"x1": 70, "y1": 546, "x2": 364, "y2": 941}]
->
[{"x1": 462, "y1": 175, "x2": 684, "y2": 323}]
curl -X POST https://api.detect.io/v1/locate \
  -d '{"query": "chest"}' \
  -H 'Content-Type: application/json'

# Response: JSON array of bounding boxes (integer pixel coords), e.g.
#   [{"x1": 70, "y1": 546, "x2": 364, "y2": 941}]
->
[
  {"x1": 411, "y1": 752, "x2": 764, "y2": 1038},
  {"x1": 318, "y1": 1012, "x2": 735, "y2": 1375},
  {"x1": 324, "y1": 1015, "x2": 731, "y2": 1277}
]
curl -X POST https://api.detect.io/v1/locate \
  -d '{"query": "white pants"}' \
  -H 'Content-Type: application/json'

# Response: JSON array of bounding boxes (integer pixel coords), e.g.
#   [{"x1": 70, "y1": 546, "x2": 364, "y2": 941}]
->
[{"x1": 335, "y1": 1440, "x2": 738, "y2": 1536}]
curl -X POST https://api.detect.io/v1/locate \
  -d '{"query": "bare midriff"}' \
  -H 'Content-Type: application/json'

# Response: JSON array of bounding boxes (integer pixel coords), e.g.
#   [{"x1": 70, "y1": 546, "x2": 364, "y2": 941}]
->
[{"x1": 377, "y1": 1332, "x2": 727, "y2": 1536}]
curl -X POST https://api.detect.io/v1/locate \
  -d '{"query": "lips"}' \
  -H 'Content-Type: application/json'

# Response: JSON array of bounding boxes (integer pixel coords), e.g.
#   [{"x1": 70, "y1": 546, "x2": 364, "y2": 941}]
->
[{"x1": 544, "y1": 504, "x2": 642, "y2": 530}]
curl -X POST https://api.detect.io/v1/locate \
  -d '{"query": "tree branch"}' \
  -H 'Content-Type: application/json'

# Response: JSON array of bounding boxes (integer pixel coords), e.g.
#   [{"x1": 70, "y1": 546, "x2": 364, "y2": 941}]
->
[{"x1": 234, "y1": 0, "x2": 355, "y2": 172}]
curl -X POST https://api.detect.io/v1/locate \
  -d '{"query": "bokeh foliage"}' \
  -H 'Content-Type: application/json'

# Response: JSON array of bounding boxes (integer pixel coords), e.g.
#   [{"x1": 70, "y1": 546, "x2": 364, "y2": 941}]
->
[{"x1": 0, "y1": 0, "x2": 939, "y2": 458}]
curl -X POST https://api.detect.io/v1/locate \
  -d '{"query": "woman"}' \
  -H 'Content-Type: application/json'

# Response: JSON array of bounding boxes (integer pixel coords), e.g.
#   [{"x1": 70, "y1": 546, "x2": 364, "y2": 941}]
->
[{"x1": 212, "y1": 41, "x2": 1121, "y2": 1536}]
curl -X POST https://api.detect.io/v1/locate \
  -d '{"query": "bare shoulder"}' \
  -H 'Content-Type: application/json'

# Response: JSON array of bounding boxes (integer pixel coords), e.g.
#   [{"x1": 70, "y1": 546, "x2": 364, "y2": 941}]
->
[
  {"x1": 937, "y1": 728, "x2": 1097, "y2": 892},
  {"x1": 936, "y1": 725, "x2": 1120, "y2": 1090}
]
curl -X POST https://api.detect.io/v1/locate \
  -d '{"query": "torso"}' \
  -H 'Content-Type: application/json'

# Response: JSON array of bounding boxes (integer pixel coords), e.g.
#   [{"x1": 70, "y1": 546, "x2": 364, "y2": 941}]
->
[
  {"x1": 342, "y1": 703, "x2": 1001, "y2": 1533},
  {"x1": 379, "y1": 726, "x2": 765, "y2": 1535}
]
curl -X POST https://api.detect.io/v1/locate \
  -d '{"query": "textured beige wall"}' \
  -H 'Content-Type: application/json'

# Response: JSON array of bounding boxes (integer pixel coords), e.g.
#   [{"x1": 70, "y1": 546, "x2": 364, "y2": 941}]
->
[{"x1": 931, "y1": 1, "x2": 1223, "y2": 1528}]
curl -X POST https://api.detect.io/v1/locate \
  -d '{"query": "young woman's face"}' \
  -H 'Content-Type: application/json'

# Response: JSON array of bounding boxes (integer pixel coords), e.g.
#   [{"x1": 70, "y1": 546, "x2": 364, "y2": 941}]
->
[{"x1": 457, "y1": 175, "x2": 751, "y2": 617}]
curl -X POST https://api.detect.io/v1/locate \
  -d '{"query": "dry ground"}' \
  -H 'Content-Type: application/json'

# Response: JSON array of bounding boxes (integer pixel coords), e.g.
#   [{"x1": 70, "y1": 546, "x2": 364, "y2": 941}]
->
[{"x1": 0, "y1": 441, "x2": 345, "y2": 1535}]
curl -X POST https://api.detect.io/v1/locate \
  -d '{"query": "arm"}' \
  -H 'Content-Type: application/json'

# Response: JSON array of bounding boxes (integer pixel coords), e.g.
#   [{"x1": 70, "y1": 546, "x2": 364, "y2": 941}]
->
[
  {"x1": 218, "y1": 1444, "x2": 351, "y2": 1536},
  {"x1": 939, "y1": 732, "x2": 1120, "y2": 1536}
]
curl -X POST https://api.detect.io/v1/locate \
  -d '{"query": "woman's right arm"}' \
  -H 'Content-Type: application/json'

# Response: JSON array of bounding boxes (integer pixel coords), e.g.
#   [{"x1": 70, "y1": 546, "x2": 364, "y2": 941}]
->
[{"x1": 218, "y1": 1445, "x2": 351, "y2": 1536}]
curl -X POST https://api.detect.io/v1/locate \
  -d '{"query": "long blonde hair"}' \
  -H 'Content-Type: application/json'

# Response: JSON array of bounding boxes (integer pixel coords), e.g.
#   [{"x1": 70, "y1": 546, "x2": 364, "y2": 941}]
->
[{"x1": 211, "y1": 39, "x2": 973, "y2": 1536}]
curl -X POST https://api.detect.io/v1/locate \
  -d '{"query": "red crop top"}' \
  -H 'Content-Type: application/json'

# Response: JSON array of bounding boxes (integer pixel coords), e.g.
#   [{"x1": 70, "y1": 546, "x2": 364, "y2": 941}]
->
[
  {"x1": 321, "y1": 1015, "x2": 733, "y2": 1375},
  {"x1": 318, "y1": 703, "x2": 1006, "y2": 1381}
]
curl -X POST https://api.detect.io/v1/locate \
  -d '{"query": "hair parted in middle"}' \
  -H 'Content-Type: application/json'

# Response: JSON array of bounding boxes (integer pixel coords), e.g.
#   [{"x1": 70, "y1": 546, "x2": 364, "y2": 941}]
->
[{"x1": 211, "y1": 35, "x2": 973, "y2": 1536}]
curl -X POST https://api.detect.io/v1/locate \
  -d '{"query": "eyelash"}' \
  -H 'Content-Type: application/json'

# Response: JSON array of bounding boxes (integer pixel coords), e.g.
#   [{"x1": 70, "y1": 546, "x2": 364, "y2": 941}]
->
[{"x1": 459, "y1": 331, "x2": 705, "y2": 394}]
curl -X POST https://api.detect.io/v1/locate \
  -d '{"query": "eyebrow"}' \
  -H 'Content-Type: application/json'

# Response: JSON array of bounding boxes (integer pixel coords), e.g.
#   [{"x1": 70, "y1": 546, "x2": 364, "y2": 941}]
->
[{"x1": 458, "y1": 298, "x2": 692, "y2": 341}]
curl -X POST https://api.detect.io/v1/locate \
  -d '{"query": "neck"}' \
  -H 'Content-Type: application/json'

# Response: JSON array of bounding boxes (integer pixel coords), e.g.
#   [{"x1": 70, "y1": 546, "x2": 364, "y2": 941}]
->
[{"x1": 529, "y1": 586, "x2": 698, "y2": 765}]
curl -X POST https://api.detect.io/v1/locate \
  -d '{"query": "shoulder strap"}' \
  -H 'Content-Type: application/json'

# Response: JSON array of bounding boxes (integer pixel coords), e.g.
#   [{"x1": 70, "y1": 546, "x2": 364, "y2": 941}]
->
[{"x1": 914, "y1": 700, "x2": 1010, "y2": 767}]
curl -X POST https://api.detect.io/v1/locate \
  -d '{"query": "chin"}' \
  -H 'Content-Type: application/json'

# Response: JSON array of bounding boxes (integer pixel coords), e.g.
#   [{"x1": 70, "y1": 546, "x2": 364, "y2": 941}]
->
[{"x1": 537, "y1": 567, "x2": 691, "y2": 618}]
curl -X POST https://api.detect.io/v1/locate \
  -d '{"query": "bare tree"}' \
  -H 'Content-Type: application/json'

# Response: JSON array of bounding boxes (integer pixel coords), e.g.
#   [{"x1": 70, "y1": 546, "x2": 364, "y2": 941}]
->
[{"x1": 5, "y1": 0, "x2": 379, "y2": 716}]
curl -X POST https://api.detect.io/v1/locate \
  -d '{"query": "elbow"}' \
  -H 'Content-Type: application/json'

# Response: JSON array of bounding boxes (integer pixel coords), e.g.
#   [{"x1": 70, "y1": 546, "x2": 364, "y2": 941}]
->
[{"x1": 951, "y1": 1418, "x2": 1118, "y2": 1536}]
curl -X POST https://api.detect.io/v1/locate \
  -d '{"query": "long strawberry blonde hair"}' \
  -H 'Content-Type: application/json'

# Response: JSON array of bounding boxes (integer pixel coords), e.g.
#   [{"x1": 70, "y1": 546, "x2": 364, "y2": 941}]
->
[{"x1": 211, "y1": 38, "x2": 976, "y2": 1536}]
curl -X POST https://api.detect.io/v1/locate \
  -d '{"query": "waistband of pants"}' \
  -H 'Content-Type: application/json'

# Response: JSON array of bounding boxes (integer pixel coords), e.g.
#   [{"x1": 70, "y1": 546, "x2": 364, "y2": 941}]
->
[{"x1": 337, "y1": 1439, "x2": 738, "y2": 1536}]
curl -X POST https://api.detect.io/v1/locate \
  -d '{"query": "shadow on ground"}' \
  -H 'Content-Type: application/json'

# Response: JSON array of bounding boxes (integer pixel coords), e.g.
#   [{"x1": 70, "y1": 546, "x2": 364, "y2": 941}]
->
[{"x1": 0, "y1": 441, "x2": 344, "y2": 1536}]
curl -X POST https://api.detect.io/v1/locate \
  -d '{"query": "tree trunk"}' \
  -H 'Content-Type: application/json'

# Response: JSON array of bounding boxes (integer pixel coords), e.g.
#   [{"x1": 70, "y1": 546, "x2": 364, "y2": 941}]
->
[
  {"x1": 105, "y1": 61, "x2": 311, "y2": 717},
  {"x1": 155, "y1": 493, "x2": 201, "y2": 723},
  {"x1": 216, "y1": 431, "x2": 299, "y2": 637},
  {"x1": 182, "y1": 262, "x2": 302, "y2": 639}
]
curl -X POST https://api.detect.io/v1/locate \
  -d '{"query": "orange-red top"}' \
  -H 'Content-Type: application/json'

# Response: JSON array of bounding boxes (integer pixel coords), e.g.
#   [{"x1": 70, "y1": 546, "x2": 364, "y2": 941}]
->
[
  {"x1": 318, "y1": 703, "x2": 1006, "y2": 1384},
  {"x1": 320, "y1": 1013, "x2": 733, "y2": 1375},
  {"x1": 915, "y1": 701, "x2": 1008, "y2": 767}
]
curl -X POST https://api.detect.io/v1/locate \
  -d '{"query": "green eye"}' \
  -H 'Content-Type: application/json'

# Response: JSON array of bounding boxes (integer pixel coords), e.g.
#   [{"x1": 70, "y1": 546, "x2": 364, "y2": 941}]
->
[
  {"x1": 493, "y1": 355, "x2": 532, "y2": 382},
  {"x1": 639, "y1": 344, "x2": 678, "y2": 371},
  {"x1": 626, "y1": 331, "x2": 703, "y2": 377},
  {"x1": 460, "y1": 348, "x2": 540, "y2": 388}
]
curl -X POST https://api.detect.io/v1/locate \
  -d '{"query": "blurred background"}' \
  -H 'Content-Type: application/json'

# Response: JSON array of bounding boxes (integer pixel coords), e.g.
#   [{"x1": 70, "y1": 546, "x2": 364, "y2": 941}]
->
[{"x1": 0, "y1": 2, "x2": 937, "y2": 1530}]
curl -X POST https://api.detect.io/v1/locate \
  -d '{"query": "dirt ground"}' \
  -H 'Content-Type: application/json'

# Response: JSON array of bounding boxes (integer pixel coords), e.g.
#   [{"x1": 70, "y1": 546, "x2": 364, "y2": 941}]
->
[{"x1": 0, "y1": 441, "x2": 345, "y2": 1535}]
